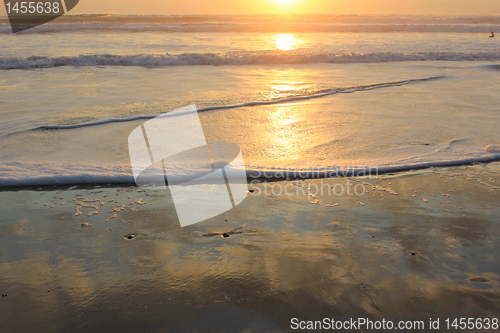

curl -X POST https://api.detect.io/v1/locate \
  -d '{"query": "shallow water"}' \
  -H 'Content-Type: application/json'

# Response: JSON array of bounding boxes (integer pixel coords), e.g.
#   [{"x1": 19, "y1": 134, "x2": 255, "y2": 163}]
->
[{"x1": 1, "y1": 61, "x2": 500, "y2": 186}]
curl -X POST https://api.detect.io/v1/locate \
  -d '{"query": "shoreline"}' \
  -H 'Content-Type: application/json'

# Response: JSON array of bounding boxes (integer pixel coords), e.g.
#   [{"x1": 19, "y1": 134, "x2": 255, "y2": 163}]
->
[
  {"x1": 0, "y1": 161, "x2": 499, "y2": 332},
  {"x1": 1, "y1": 159, "x2": 500, "y2": 191}
]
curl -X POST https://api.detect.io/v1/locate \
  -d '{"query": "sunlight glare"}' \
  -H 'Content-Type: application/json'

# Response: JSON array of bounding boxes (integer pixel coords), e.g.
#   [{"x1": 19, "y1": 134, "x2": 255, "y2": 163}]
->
[
  {"x1": 274, "y1": 34, "x2": 297, "y2": 51},
  {"x1": 273, "y1": 0, "x2": 300, "y2": 5}
]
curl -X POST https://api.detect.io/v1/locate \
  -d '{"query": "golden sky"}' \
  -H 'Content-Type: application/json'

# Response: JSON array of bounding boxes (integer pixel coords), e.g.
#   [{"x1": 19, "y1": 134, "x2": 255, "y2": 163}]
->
[
  {"x1": 68, "y1": 0, "x2": 500, "y2": 15},
  {"x1": 1, "y1": 0, "x2": 499, "y2": 15}
]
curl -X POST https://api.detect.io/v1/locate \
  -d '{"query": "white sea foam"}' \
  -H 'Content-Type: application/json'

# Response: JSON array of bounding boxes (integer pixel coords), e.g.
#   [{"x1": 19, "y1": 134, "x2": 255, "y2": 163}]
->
[
  {"x1": 486, "y1": 144, "x2": 500, "y2": 152},
  {"x1": 2, "y1": 52, "x2": 500, "y2": 69},
  {"x1": 1, "y1": 151, "x2": 499, "y2": 187}
]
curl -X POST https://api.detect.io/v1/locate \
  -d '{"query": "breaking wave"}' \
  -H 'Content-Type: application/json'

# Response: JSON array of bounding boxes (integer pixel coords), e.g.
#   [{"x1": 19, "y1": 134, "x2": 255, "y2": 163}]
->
[{"x1": 2, "y1": 52, "x2": 500, "y2": 69}]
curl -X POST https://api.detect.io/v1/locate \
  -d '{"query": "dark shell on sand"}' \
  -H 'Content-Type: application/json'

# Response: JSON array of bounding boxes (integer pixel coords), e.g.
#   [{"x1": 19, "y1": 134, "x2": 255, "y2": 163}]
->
[{"x1": 201, "y1": 231, "x2": 242, "y2": 238}]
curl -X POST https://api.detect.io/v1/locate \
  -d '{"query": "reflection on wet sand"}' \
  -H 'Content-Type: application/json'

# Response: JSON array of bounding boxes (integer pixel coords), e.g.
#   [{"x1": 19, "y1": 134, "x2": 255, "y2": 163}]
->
[{"x1": 0, "y1": 164, "x2": 499, "y2": 332}]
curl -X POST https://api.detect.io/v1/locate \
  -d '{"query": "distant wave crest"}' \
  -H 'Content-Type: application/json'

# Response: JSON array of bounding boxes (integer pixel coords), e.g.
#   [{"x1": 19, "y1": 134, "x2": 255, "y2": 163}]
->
[{"x1": 1, "y1": 14, "x2": 499, "y2": 34}]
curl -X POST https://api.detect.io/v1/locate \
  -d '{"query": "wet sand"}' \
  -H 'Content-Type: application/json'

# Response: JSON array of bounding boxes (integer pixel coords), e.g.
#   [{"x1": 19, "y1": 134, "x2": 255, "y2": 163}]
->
[{"x1": 0, "y1": 163, "x2": 499, "y2": 332}]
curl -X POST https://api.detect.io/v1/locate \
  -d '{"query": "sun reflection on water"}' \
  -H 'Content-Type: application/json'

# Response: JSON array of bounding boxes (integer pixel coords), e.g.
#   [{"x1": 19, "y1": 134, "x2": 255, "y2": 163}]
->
[
  {"x1": 274, "y1": 33, "x2": 297, "y2": 51},
  {"x1": 261, "y1": 70, "x2": 308, "y2": 161},
  {"x1": 261, "y1": 104, "x2": 312, "y2": 162},
  {"x1": 267, "y1": 68, "x2": 313, "y2": 100}
]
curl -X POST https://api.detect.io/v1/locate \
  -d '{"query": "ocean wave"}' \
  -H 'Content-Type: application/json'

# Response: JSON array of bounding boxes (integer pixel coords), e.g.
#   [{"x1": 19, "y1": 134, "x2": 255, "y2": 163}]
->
[
  {"x1": 2, "y1": 52, "x2": 500, "y2": 70},
  {"x1": 28, "y1": 76, "x2": 444, "y2": 131},
  {"x1": 1, "y1": 14, "x2": 499, "y2": 34},
  {"x1": 1, "y1": 22, "x2": 499, "y2": 34}
]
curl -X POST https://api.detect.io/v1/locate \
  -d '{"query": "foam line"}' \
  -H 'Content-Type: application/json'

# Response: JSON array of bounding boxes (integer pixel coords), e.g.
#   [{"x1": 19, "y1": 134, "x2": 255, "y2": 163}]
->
[
  {"x1": 1, "y1": 153, "x2": 499, "y2": 187},
  {"x1": 2, "y1": 52, "x2": 500, "y2": 70},
  {"x1": 33, "y1": 76, "x2": 445, "y2": 131},
  {"x1": 246, "y1": 154, "x2": 500, "y2": 181}
]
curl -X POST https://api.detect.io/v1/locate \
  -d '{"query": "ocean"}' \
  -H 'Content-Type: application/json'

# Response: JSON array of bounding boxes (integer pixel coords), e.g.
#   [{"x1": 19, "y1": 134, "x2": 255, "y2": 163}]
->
[
  {"x1": 1, "y1": 14, "x2": 500, "y2": 333},
  {"x1": 0, "y1": 14, "x2": 499, "y2": 186}
]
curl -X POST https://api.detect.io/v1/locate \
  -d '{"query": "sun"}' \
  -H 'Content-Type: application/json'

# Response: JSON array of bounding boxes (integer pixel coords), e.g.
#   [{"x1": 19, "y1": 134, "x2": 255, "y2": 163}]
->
[
  {"x1": 273, "y1": 0, "x2": 301, "y2": 5},
  {"x1": 271, "y1": 0, "x2": 303, "y2": 13}
]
